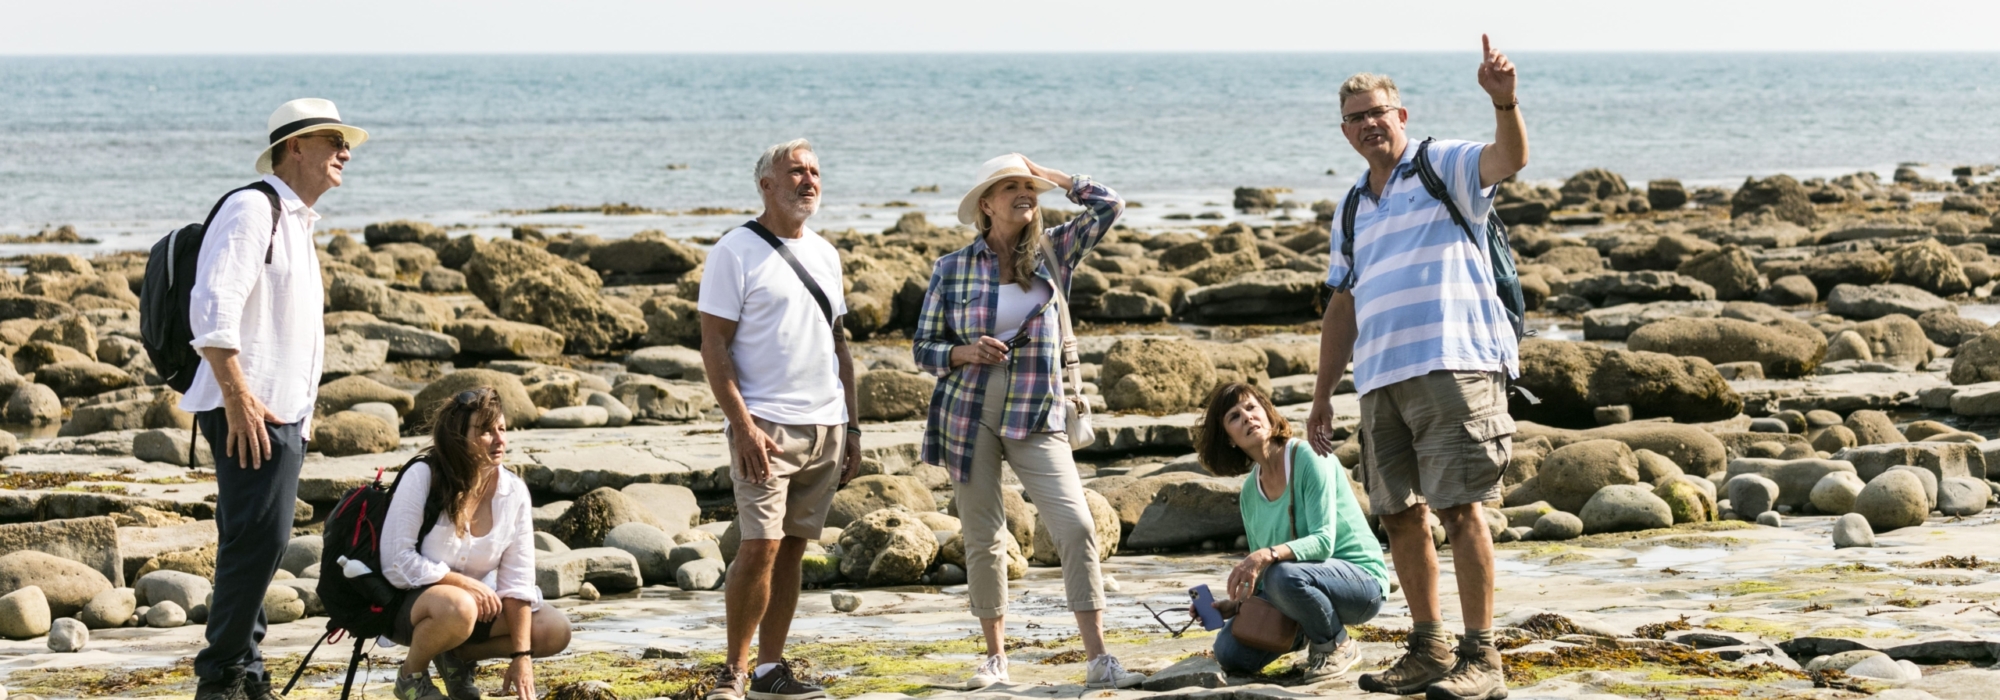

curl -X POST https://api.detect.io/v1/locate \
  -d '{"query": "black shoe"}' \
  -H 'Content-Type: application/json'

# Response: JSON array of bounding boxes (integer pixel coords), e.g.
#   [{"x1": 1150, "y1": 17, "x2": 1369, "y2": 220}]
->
[
  {"x1": 194, "y1": 672, "x2": 246, "y2": 700},
  {"x1": 242, "y1": 676, "x2": 282, "y2": 700},
  {"x1": 746, "y1": 663, "x2": 827, "y2": 700}
]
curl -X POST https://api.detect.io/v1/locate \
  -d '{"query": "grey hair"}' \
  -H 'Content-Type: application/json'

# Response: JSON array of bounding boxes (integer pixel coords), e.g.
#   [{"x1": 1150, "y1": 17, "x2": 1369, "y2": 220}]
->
[
  {"x1": 753, "y1": 138, "x2": 815, "y2": 184},
  {"x1": 1339, "y1": 73, "x2": 1401, "y2": 110}
]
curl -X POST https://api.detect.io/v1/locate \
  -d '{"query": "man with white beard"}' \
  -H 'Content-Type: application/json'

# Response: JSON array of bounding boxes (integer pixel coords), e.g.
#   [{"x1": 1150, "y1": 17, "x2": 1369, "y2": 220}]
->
[{"x1": 698, "y1": 139, "x2": 860, "y2": 700}]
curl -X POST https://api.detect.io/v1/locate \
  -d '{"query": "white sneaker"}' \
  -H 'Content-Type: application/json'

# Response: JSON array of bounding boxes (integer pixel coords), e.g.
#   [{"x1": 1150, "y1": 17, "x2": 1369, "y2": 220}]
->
[
  {"x1": 966, "y1": 653, "x2": 1009, "y2": 690},
  {"x1": 1084, "y1": 654, "x2": 1145, "y2": 689}
]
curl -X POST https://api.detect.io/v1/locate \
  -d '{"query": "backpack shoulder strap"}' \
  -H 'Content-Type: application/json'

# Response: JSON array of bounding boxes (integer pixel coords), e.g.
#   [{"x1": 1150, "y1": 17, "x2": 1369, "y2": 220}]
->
[
  {"x1": 390, "y1": 453, "x2": 446, "y2": 546},
  {"x1": 1412, "y1": 138, "x2": 1480, "y2": 246},
  {"x1": 1331, "y1": 186, "x2": 1365, "y2": 292},
  {"x1": 742, "y1": 220, "x2": 835, "y2": 327},
  {"x1": 202, "y1": 181, "x2": 286, "y2": 265}
]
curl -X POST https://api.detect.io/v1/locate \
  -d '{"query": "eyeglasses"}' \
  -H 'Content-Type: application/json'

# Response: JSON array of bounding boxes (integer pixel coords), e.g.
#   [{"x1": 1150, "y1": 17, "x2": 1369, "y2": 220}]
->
[
  {"x1": 1341, "y1": 105, "x2": 1402, "y2": 125},
  {"x1": 453, "y1": 388, "x2": 491, "y2": 406},
  {"x1": 1138, "y1": 596, "x2": 1197, "y2": 638},
  {"x1": 310, "y1": 132, "x2": 352, "y2": 152}
]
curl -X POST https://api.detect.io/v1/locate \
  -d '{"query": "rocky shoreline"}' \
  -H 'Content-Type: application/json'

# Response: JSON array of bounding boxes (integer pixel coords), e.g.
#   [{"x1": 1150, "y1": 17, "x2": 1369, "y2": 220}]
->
[{"x1": 2, "y1": 164, "x2": 2000, "y2": 698}]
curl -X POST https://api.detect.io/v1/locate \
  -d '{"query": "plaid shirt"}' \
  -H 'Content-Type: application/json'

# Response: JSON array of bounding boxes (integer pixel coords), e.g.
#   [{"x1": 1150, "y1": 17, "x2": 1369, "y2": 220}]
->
[{"x1": 914, "y1": 178, "x2": 1123, "y2": 481}]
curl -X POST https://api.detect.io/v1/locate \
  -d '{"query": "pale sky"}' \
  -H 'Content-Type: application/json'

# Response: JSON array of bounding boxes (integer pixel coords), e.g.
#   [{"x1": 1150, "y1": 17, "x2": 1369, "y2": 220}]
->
[{"x1": 6, "y1": 0, "x2": 1998, "y2": 54}]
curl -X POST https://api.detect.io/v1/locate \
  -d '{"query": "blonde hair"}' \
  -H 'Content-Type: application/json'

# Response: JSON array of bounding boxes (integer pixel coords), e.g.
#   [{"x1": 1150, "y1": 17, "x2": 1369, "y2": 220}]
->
[
  {"x1": 976, "y1": 186, "x2": 1045, "y2": 291},
  {"x1": 753, "y1": 138, "x2": 814, "y2": 184},
  {"x1": 1338, "y1": 73, "x2": 1401, "y2": 111}
]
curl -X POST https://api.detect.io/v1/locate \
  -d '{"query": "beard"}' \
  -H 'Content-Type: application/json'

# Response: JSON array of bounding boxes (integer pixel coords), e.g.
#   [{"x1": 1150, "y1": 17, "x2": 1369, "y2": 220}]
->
[{"x1": 778, "y1": 189, "x2": 820, "y2": 219}]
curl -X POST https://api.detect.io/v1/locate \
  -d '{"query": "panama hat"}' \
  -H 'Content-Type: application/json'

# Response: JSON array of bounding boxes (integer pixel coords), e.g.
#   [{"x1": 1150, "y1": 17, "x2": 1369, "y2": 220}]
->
[
  {"x1": 957, "y1": 153, "x2": 1060, "y2": 226},
  {"x1": 254, "y1": 98, "x2": 369, "y2": 175}
]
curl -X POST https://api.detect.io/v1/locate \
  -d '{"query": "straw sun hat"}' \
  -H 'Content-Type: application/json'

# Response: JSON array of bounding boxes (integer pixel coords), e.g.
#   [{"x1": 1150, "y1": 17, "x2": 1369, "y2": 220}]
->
[
  {"x1": 956, "y1": 154, "x2": 1060, "y2": 226},
  {"x1": 254, "y1": 98, "x2": 370, "y2": 175}
]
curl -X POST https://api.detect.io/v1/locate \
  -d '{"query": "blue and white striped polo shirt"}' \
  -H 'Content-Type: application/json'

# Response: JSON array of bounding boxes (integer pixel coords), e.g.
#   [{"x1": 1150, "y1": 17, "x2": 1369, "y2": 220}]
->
[{"x1": 1325, "y1": 139, "x2": 1519, "y2": 396}]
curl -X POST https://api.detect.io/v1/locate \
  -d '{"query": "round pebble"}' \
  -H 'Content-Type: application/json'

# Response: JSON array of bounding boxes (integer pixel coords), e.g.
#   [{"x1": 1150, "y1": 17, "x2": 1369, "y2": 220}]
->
[
  {"x1": 578, "y1": 582, "x2": 600, "y2": 601},
  {"x1": 831, "y1": 591, "x2": 862, "y2": 613},
  {"x1": 1756, "y1": 511, "x2": 1782, "y2": 527},
  {"x1": 147, "y1": 600, "x2": 187, "y2": 628}
]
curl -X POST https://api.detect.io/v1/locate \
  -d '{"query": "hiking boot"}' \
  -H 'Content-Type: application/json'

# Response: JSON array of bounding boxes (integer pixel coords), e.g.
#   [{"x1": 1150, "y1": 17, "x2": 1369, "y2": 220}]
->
[
  {"x1": 704, "y1": 667, "x2": 746, "y2": 700},
  {"x1": 1426, "y1": 642, "x2": 1509, "y2": 700},
  {"x1": 393, "y1": 670, "x2": 448, "y2": 700},
  {"x1": 433, "y1": 652, "x2": 482, "y2": 700},
  {"x1": 1358, "y1": 635, "x2": 1455, "y2": 695},
  {"x1": 241, "y1": 676, "x2": 282, "y2": 700},
  {"x1": 746, "y1": 663, "x2": 827, "y2": 700},
  {"x1": 193, "y1": 672, "x2": 246, "y2": 700},
  {"x1": 1083, "y1": 654, "x2": 1145, "y2": 689},
  {"x1": 966, "y1": 653, "x2": 1010, "y2": 690},
  {"x1": 1301, "y1": 638, "x2": 1362, "y2": 683}
]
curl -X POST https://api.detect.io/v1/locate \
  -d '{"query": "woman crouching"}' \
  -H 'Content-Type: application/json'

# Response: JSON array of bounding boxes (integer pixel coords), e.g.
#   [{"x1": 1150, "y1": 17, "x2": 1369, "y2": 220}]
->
[
  {"x1": 383, "y1": 387, "x2": 572, "y2": 700},
  {"x1": 1194, "y1": 382, "x2": 1388, "y2": 681}
]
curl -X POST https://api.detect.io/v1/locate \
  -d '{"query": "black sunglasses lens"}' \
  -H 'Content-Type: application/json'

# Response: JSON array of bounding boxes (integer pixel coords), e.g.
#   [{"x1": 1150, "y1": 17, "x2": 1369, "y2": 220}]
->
[{"x1": 455, "y1": 389, "x2": 482, "y2": 405}]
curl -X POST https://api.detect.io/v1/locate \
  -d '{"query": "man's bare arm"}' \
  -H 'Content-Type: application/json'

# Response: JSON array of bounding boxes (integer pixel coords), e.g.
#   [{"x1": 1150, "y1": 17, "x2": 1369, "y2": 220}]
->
[
  {"x1": 1306, "y1": 291, "x2": 1359, "y2": 456},
  {"x1": 1477, "y1": 34, "x2": 1528, "y2": 188},
  {"x1": 699, "y1": 312, "x2": 756, "y2": 431}
]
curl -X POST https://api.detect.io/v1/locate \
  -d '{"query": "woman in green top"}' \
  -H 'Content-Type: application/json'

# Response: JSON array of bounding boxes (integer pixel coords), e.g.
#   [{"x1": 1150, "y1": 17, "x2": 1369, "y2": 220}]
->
[{"x1": 1194, "y1": 382, "x2": 1390, "y2": 681}]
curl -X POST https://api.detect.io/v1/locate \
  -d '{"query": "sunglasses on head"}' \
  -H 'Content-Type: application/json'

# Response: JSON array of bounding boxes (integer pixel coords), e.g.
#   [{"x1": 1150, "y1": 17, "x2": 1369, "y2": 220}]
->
[{"x1": 454, "y1": 388, "x2": 492, "y2": 406}]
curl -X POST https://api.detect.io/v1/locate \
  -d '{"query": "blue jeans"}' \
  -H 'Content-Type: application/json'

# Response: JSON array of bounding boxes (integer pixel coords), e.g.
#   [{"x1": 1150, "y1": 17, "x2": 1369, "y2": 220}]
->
[{"x1": 1213, "y1": 559, "x2": 1385, "y2": 674}]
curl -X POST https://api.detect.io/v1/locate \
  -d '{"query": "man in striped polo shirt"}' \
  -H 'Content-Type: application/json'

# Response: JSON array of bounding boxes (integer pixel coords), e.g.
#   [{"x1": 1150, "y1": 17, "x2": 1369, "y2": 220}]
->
[{"x1": 1306, "y1": 35, "x2": 1527, "y2": 700}]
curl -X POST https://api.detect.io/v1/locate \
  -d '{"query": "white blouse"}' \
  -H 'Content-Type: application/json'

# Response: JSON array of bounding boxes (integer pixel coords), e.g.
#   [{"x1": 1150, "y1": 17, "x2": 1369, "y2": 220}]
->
[
  {"x1": 381, "y1": 461, "x2": 542, "y2": 610},
  {"x1": 992, "y1": 277, "x2": 1052, "y2": 343}
]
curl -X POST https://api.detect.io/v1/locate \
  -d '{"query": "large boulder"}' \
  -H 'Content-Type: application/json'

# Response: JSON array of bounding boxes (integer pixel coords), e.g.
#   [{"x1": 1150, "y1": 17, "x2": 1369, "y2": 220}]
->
[
  {"x1": 1731, "y1": 174, "x2": 1818, "y2": 227},
  {"x1": 551, "y1": 487, "x2": 670, "y2": 549},
  {"x1": 1889, "y1": 239, "x2": 1972, "y2": 296},
  {"x1": 79, "y1": 587, "x2": 135, "y2": 630},
  {"x1": 1653, "y1": 476, "x2": 1716, "y2": 524},
  {"x1": 609, "y1": 375, "x2": 714, "y2": 421},
  {"x1": 535, "y1": 548, "x2": 642, "y2": 599},
  {"x1": 1847, "y1": 314, "x2": 1934, "y2": 370},
  {"x1": 1179, "y1": 270, "x2": 1320, "y2": 324},
  {"x1": 1565, "y1": 271, "x2": 1716, "y2": 304},
  {"x1": 0, "y1": 550, "x2": 113, "y2": 618},
  {"x1": 1724, "y1": 474, "x2": 1780, "y2": 519},
  {"x1": 584, "y1": 230, "x2": 704, "y2": 276},
  {"x1": 1581, "y1": 301, "x2": 1723, "y2": 342},
  {"x1": 857, "y1": 370, "x2": 935, "y2": 422},
  {"x1": 1513, "y1": 338, "x2": 1742, "y2": 428},
  {"x1": 2, "y1": 382, "x2": 60, "y2": 425},
  {"x1": 0, "y1": 516, "x2": 122, "y2": 585},
  {"x1": 34, "y1": 361, "x2": 133, "y2": 398},
  {"x1": 1509, "y1": 439, "x2": 1640, "y2": 514},
  {"x1": 1513, "y1": 420, "x2": 1728, "y2": 477},
  {"x1": 0, "y1": 586, "x2": 51, "y2": 640},
  {"x1": 624, "y1": 345, "x2": 706, "y2": 381},
  {"x1": 327, "y1": 274, "x2": 451, "y2": 330},
  {"x1": 1609, "y1": 234, "x2": 1717, "y2": 272},
  {"x1": 1125, "y1": 477, "x2": 1244, "y2": 550},
  {"x1": 1948, "y1": 329, "x2": 2000, "y2": 385},
  {"x1": 466, "y1": 240, "x2": 645, "y2": 355},
  {"x1": 1796, "y1": 251, "x2": 1892, "y2": 296},
  {"x1": 1939, "y1": 476, "x2": 1990, "y2": 516},
  {"x1": 1918, "y1": 310, "x2": 1989, "y2": 347},
  {"x1": 364, "y1": 220, "x2": 448, "y2": 248},
  {"x1": 603, "y1": 522, "x2": 676, "y2": 586},
  {"x1": 1675, "y1": 247, "x2": 1765, "y2": 301},
  {"x1": 1101, "y1": 338, "x2": 1217, "y2": 413},
  {"x1": 1561, "y1": 168, "x2": 1630, "y2": 206},
  {"x1": 1724, "y1": 458, "x2": 1857, "y2": 511},
  {"x1": 316, "y1": 375, "x2": 417, "y2": 416},
  {"x1": 443, "y1": 319, "x2": 566, "y2": 360},
  {"x1": 1833, "y1": 442, "x2": 1981, "y2": 483},
  {"x1": 313, "y1": 411, "x2": 400, "y2": 457},
  {"x1": 1626, "y1": 317, "x2": 1824, "y2": 379},
  {"x1": 1093, "y1": 472, "x2": 1208, "y2": 534},
  {"x1": 1826, "y1": 284, "x2": 1955, "y2": 321},
  {"x1": 329, "y1": 317, "x2": 460, "y2": 360},
  {"x1": 826, "y1": 475, "x2": 938, "y2": 529},
  {"x1": 323, "y1": 330, "x2": 390, "y2": 377},
  {"x1": 1844, "y1": 410, "x2": 1905, "y2": 446},
  {"x1": 132, "y1": 570, "x2": 211, "y2": 612},
  {"x1": 1579, "y1": 484, "x2": 1674, "y2": 533},
  {"x1": 1852, "y1": 470, "x2": 1930, "y2": 532},
  {"x1": 836, "y1": 506, "x2": 938, "y2": 586},
  {"x1": 1810, "y1": 472, "x2": 1865, "y2": 515},
  {"x1": 408, "y1": 369, "x2": 538, "y2": 432}
]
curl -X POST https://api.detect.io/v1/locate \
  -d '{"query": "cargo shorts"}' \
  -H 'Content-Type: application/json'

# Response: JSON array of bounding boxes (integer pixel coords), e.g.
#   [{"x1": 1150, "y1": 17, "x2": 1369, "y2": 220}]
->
[{"x1": 1357, "y1": 371, "x2": 1516, "y2": 514}]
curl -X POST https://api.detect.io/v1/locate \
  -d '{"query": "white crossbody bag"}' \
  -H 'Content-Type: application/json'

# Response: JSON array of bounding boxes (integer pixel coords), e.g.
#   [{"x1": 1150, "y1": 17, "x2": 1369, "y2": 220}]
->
[{"x1": 1039, "y1": 239, "x2": 1096, "y2": 450}]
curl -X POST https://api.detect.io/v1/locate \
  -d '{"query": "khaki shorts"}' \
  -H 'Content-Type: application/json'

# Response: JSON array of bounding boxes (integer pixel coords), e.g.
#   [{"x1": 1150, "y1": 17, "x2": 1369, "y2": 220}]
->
[
  {"x1": 729, "y1": 416, "x2": 845, "y2": 541},
  {"x1": 1358, "y1": 371, "x2": 1515, "y2": 514}
]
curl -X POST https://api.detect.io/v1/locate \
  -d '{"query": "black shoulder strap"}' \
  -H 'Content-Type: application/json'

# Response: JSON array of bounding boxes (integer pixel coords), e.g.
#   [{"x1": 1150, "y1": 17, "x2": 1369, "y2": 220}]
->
[
  {"x1": 1286, "y1": 443, "x2": 1299, "y2": 542},
  {"x1": 1412, "y1": 138, "x2": 1480, "y2": 247},
  {"x1": 1333, "y1": 186, "x2": 1365, "y2": 292},
  {"x1": 200, "y1": 181, "x2": 285, "y2": 265},
  {"x1": 742, "y1": 219, "x2": 834, "y2": 327}
]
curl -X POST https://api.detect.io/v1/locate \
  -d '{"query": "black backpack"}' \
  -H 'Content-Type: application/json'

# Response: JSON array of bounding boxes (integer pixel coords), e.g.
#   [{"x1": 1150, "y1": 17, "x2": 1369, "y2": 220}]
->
[
  {"x1": 139, "y1": 181, "x2": 282, "y2": 394},
  {"x1": 281, "y1": 455, "x2": 443, "y2": 699},
  {"x1": 1331, "y1": 138, "x2": 1529, "y2": 340}
]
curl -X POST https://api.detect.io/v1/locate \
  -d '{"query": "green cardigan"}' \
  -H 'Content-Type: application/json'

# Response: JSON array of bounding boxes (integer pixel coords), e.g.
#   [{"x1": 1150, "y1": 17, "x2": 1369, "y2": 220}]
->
[{"x1": 1240, "y1": 439, "x2": 1389, "y2": 592}]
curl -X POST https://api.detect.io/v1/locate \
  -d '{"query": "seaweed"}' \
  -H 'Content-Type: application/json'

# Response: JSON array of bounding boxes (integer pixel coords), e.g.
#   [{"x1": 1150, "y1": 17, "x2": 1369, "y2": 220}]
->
[
  {"x1": 1502, "y1": 644, "x2": 1807, "y2": 686},
  {"x1": 1519, "y1": 613, "x2": 1581, "y2": 639},
  {"x1": 1349, "y1": 624, "x2": 1411, "y2": 643},
  {"x1": 1635, "y1": 615, "x2": 1693, "y2": 640}
]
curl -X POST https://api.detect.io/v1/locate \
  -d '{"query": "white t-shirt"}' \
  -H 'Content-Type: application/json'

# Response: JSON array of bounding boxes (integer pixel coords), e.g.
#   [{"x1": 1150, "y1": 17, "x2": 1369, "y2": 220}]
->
[
  {"x1": 697, "y1": 225, "x2": 850, "y2": 426},
  {"x1": 992, "y1": 277, "x2": 1052, "y2": 343}
]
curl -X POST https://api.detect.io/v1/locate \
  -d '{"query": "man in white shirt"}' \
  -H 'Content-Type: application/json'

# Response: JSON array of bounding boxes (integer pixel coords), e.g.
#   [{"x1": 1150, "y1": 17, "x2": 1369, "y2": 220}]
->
[
  {"x1": 182, "y1": 98, "x2": 364, "y2": 700},
  {"x1": 698, "y1": 139, "x2": 861, "y2": 700}
]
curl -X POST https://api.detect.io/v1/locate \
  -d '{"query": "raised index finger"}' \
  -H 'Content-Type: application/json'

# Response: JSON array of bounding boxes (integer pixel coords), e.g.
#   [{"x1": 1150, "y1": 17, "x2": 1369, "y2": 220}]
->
[{"x1": 1482, "y1": 34, "x2": 1493, "y2": 60}]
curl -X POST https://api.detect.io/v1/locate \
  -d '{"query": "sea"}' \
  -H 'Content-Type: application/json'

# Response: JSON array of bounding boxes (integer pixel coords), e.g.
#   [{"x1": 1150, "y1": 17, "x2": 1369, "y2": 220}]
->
[{"x1": 1, "y1": 53, "x2": 1997, "y2": 255}]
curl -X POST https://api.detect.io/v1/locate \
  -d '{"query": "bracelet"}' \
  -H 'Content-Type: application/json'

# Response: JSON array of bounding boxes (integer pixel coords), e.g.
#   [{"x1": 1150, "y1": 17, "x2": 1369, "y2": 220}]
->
[
  {"x1": 846, "y1": 426, "x2": 862, "y2": 435},
  {"x1": 511, "y1": 650, "x2": 532, "y2": 659},
  {"x1": 1493, "y1": 101, "x2": 1518, "y2": 111}
]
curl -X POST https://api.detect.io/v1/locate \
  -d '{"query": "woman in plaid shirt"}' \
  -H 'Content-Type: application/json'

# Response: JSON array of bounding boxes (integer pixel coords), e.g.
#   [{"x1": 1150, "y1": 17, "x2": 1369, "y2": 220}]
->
[{"x1": 913, "y1": 153, "x2": 1140, "y2": 689}]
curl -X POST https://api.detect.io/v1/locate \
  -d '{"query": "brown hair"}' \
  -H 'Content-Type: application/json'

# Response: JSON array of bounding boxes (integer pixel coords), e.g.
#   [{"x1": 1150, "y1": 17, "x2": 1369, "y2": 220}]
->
[
  {"x1": 1194, "y1": 382, "x2": 1293, "y2": 477},
  {"x1": 418, "y1": 386, "x2": 506, "y2": 537},
  {"x1": 976, "y1": 185, "x2": 1045, "y2": 291}
]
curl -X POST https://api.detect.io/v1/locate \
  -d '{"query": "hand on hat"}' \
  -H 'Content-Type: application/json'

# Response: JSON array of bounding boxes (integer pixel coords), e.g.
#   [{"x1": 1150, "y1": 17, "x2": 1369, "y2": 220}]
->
[{"x1": 1019, "y1": 155, "x2": 1074, "y2": 191}]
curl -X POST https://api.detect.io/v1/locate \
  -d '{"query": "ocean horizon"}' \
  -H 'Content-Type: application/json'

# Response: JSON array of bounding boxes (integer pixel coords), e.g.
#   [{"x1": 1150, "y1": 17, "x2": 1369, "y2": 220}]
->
[{"x1": 2, "y1": 52, "x2": 1996, "y2": 254}]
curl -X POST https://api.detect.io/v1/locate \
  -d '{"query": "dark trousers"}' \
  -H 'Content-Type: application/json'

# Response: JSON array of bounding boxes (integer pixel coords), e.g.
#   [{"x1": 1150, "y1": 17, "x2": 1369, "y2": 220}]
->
[{"x1": 193, "y1": 408, "x2": 305, "y2": 683}]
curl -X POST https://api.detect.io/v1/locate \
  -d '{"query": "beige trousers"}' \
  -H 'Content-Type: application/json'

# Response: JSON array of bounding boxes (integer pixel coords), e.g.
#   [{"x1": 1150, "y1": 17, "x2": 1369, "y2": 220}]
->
[{"x1": 955, "y1": 367, "x2": 1103, "y2": 619}]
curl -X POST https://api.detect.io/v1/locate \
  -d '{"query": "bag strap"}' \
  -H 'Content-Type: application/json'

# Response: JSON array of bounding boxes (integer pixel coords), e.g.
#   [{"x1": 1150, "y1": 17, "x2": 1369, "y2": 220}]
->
[
  {"x1": 1036, "y1": 238, "x2": 1085, "y2": 399},
  {"x1": 1286, "y1": 444, "x2": 1299, "y2": 542},
  {"x1": 742, "y1": 219, "x2": 834, "y2": 327},
  {"x1": 1332, "y1": 186, "x2": 1365, "y2": 292},
  {"x1": 200, "y1": 181, "x2": 284, "y2": 266},
  {"x1": 1412, "y1": 138, "x2": 1481, "y2": 247}
]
